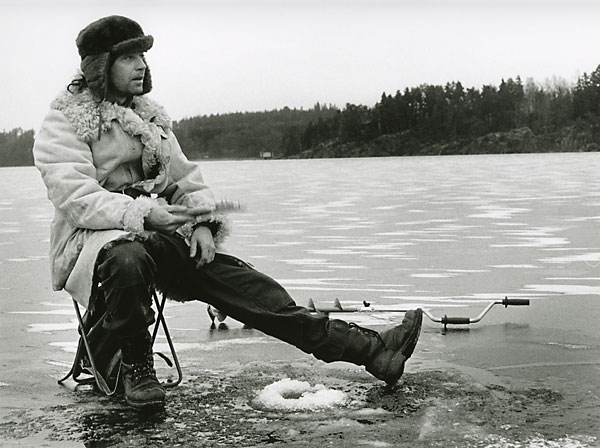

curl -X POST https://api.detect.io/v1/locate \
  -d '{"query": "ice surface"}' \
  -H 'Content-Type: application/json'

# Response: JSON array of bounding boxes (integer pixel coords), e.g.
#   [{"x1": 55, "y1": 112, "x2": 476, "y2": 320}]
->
[
  {"x1": 478, "y1": 434, "x2": 596, "y2": 448},
  {"x1": 2, "y1": 155, "x2": 600, "y2": 445}
]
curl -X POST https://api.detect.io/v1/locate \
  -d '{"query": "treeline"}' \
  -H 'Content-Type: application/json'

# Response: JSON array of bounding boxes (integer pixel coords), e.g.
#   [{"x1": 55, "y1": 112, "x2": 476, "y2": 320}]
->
[
  {"x1": 0, "y1": 128, "x2": 34, "y2": 166},
  {"x1": 172, "y1": 65, "x2": 600, "y2": 159},
  {"x1": 284, "y1": 65, "x2": 600, "y2": 157},
  {"x1": 3, "y1": 65, "x2": 600, "y2": 166},
  {"x1": 0, "y1": 105, "x2": 340, "y2": 166},
  {"x1": 173, "y1": 104, "x2": 339, "y2": 159}
]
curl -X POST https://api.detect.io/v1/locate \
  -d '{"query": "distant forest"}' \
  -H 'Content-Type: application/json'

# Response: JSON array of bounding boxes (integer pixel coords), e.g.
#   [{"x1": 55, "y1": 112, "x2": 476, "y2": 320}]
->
[
  {"x1": 173, "y1": 65, "x2": 600, "y2": 159},
  {"x1": 3, "y1": 65, "x2": 600, "y2": 166},
  {"x1": 0, "y1": 128, "x2": 34, "y2": 167}
]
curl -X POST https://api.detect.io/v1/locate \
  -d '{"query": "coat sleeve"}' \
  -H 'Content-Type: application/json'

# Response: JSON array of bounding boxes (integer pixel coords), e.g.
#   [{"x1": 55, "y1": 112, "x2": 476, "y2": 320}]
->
[{"x1": 33, "y1": 110, "x2": 155, "y2": 234}]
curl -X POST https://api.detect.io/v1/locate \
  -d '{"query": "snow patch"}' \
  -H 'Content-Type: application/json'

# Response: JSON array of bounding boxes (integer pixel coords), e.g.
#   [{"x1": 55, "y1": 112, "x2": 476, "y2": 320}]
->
[{"x1": 255, "y1": 378, "x2": 347, "y2": 411}]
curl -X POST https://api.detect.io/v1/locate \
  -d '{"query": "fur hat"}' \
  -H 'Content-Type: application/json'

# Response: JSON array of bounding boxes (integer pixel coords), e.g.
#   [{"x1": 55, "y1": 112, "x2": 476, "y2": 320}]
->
[{"x1": 76, "y1": 15, "x2": 154, "y2": 100}]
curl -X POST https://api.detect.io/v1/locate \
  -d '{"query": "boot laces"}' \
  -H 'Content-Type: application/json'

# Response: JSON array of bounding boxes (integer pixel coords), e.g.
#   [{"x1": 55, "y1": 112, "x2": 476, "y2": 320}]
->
[
  {"x1": 349, "y1": 323, "x2": 384, "y2": 344},
  {"x1": 131, "y1": 353, "x2": 157, "y2": 383}
]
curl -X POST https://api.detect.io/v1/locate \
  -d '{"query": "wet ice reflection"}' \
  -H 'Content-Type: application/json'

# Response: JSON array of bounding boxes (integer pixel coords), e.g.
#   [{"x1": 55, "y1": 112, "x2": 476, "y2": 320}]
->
[
  {"x1": 3, "y1": 152, "x2": 600, "y2": 358},
  {"x1": 28, "y1": 320, "x2": 78, "y2": 333}
]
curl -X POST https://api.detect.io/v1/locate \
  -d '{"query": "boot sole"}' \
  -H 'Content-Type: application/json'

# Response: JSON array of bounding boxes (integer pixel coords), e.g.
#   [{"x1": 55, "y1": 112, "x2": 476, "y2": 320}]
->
[
  {"x1": 385, "y1": 308, "x2": 423, "y2": 386},
  {"x1": 378, "y1": 309, "x2": 423, "y2": 386},
  {"x1": 400, "y1": 308, "x2": 423, "y2": 360},
  {"x1": 126, "y1": 397, "x2": 166, "y2": 411}
]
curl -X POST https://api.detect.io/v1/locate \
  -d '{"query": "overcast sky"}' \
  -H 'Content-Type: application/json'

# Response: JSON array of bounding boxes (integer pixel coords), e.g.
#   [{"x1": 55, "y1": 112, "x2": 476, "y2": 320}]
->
[{"x1": 2, "y1": 0, "x2": 600, "y2": 131}]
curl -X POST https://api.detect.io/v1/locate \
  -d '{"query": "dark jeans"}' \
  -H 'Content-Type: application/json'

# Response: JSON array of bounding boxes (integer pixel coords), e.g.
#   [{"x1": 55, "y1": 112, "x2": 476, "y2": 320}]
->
[{"x1": 94, "y1": 232, "x2": 349, "y2": 362}]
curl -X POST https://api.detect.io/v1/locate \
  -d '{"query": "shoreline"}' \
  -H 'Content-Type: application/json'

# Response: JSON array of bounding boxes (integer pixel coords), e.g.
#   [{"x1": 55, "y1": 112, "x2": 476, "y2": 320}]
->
[{"x1": 1, "y1": 140, "x2": 599, "y2": 169}]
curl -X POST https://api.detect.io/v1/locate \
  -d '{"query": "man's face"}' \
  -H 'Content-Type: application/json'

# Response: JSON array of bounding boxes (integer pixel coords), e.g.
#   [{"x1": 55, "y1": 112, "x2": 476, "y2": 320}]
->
[{"x1": 108, "y1": 52, "x2": 147, "y2": 100}]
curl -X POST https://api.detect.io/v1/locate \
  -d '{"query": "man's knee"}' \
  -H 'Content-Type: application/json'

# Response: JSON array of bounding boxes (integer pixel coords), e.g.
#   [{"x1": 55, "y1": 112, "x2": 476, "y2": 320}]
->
[{"x1": 97, "y1": 241, "x2": 156, "y2": 287}]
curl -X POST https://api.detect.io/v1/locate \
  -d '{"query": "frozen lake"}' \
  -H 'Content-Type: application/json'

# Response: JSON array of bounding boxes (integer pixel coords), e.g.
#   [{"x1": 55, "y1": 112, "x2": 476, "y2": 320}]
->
[
  {"x1": 1, "y1": 152, "x2": 600, "y2": 447},
  {"x1": 204, "y1": 152, "x2": 600, "y2": 312},
  {"x1": 1, "y1": 152, "x2": 600, "y2": 326}
]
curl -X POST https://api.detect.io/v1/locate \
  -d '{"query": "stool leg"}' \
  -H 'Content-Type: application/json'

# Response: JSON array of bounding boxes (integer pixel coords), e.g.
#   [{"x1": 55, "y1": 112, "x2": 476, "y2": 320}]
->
[
  {"x1": 57, "y1": 356, "x2": 76, "y2": 385},
  {"x1": 60, "y1": 294, "x2": 181, "y2": 394},
  {"x1": 71, "y1": 299, "x2": 120, "y2": 395},
  {"x1": 151, "y1": 291, "x2": 182, "y2": 388}
]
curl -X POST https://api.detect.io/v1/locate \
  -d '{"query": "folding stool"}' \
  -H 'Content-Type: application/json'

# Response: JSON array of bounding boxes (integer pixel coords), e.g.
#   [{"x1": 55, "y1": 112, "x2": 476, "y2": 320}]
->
[{"x1": 58, "y1": 290, "x2": 182, "y2": 395}]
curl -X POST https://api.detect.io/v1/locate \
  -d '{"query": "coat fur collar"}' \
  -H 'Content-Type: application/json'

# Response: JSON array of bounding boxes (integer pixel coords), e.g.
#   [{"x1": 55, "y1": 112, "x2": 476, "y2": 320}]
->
[
  {"x1": 51, "y1": 88, "x2": 171, "y2": 141},
  {"x1": 51, "y1": 88, "x2": 171, "y2": 192}
]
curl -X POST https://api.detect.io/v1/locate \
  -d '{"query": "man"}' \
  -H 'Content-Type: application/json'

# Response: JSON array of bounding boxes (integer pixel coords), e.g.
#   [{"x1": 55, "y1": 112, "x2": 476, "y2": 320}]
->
[{"x1": 33, "y1": 15, "x2": 422, "y2": 411}]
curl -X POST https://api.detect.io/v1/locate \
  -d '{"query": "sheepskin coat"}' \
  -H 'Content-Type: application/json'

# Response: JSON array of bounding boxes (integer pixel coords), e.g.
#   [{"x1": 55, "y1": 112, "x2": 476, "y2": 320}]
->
[{"x1": 33, "y1": 88, "x2": 224, "y2": 307}]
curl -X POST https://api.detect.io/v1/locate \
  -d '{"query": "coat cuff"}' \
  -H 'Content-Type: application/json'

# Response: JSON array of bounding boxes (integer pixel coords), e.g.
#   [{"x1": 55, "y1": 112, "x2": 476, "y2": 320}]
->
[
  {"x1": 178, "y1": 214, "x2": 230, "y2": 246},
  {"x1": 122, "y1": 196, "x2": 155, "y2": 234}
]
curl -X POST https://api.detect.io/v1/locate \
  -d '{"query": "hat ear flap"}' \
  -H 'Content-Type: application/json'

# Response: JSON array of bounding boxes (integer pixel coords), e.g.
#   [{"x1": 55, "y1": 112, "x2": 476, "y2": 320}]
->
[
  {"x1": 81, "y1": 52, "x2": 111, "y2": 100},
  {"x1": 142, "y1": 65, "x2": 152, "y2": 94}
]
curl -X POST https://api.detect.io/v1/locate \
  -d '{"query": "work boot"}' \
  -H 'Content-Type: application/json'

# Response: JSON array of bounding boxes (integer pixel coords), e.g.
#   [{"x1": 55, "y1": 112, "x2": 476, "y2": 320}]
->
[
  {"x1": 121, "y1": 353, "x2": 166, "y2": 410},
  {"x1": 339, "y1": 309, "x2": 423, "y2": 385},
  {"x1": 120, "y1": 332, "x2": 166, "y2": 410}
]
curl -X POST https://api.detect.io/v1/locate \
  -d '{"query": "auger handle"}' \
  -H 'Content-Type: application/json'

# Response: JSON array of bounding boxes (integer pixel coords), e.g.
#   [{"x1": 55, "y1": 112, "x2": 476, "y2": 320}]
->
[
  {"x1": 426, "y1": 297, "x2": 531, "y2": 329},
  {"x1": 441, "y1": 316, "x2": 471, "y2": 325},
  {"x1": 502, "y1": 297, "x2": 530, "y2": 307}
]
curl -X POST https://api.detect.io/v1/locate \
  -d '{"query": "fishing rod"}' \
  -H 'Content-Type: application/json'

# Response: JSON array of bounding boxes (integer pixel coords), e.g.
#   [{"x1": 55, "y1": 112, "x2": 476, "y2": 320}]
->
[{"x1": 207, "y1": 297, "x2": 530, "y2": 331}]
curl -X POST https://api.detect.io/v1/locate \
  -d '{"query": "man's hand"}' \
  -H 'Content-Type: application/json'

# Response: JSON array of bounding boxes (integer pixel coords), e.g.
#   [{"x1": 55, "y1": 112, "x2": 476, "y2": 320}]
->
[
  {"x1": 190, "y1": 225, "x2": 215, "y2": 268},
  {"x1": 145, "y1": 205, "x2": 195, "y2": 234}
]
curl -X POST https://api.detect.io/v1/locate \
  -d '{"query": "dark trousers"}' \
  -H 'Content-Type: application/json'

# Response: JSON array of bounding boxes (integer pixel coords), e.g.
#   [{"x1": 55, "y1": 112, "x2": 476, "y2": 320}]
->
[{"x1": 95, "y1": 232, "x2": 349, "y2": 362}]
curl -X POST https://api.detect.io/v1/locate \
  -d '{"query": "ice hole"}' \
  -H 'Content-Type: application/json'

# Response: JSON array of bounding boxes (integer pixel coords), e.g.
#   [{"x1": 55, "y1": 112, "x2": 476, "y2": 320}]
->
[{"x1": 255, "y1": 378, "x2": 348, "y2": 411}]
